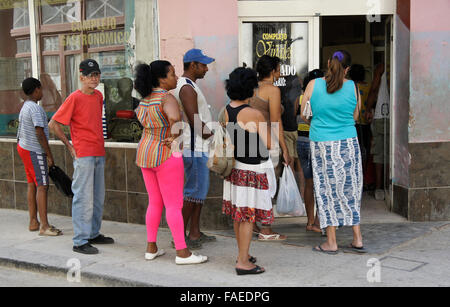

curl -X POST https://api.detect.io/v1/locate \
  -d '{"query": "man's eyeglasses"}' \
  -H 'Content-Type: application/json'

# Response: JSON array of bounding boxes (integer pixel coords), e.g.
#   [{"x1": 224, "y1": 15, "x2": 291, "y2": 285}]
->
[{"x1": 84, "y1": 72, "x2": 101, "y2": 79}]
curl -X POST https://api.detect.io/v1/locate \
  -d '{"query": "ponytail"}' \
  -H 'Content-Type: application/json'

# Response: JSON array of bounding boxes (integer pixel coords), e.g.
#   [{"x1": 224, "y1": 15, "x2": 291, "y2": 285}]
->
[
  {"x1": 134, "y1": 63, "x2": 153, "y2": 98},
  {"x1": 325, "y1": 50, "x2": 351, "y2": 94},
  {"x1": 134, "y1": 60, "x2": 172, "y2": 98}
]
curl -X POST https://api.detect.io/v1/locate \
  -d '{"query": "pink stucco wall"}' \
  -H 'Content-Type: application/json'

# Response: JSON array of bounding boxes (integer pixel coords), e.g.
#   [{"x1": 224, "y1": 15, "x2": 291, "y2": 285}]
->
[
  {"x1": 411, "y1": 0, "x2": 450, "y2": 32},
  {"x1": 409, "y1": 0, "x2": 450, "y2": 143},
  {"x1": 158, "y1": 0, "x2": 239, "y2": 116}
]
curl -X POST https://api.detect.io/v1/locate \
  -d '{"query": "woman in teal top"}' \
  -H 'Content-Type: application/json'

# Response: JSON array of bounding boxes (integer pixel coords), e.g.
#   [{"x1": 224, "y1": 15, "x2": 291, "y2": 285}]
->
[{"x1": 301, "y1": 50, "x2": 366, "y2": 255}]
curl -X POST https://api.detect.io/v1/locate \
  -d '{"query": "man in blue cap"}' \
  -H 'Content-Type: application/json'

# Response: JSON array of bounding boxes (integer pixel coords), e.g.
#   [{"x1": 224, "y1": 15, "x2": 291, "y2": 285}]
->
[{"x1": 173, "y1": 49, "x2": 216, "y2": 249}]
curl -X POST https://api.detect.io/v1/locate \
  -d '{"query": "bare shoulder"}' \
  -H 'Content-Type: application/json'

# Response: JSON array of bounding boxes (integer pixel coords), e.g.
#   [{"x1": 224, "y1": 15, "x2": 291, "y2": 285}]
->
[
  {"x1": 265, "y1": 83, "x2": 280, "y2": 95},
  {"x1": 179, "y1": 84, "x2": 197, "y2": 97},
  {"x1": 305, "y1": 79, "x2": 317, "y2": 95},
  {"x1": 162, "y1": 92, "x2": 178, "y2": 105},
  {"x1": 240, "y1": 106, "x2": 264, "y2": 123}
]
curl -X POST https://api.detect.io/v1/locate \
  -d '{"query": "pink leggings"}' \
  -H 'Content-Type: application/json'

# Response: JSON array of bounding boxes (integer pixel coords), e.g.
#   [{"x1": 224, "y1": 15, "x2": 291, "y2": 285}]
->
[{"x1": 141, "y1": 154, "x2": 187, "y2": 250}]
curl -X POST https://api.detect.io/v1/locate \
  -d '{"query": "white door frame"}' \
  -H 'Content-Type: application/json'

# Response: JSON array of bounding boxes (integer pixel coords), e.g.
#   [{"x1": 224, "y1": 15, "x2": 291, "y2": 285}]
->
[
  {"x1": 238, "y1": 0, "x2": 396, "y2": 17},
  {"x1": 238, "y1": 0, "x2": 397, "y2": 72}
]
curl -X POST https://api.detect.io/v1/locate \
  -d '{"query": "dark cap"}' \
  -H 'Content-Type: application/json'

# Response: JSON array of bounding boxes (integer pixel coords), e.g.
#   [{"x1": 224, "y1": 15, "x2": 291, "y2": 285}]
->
[{"x1": 79, "y1": 59, "x2": 101, "y2": 76}]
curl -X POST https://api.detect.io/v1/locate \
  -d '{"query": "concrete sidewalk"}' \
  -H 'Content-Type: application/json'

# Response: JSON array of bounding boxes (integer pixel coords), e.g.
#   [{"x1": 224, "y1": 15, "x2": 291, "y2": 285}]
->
[{"x1": 0, "y1": 196, "x2": 449, "y2": 287}]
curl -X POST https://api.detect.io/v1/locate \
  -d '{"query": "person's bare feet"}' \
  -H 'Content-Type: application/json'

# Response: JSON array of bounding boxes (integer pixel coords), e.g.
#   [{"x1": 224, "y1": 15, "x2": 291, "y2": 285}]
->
[
  {"x1": 29, "y1": 219, "x2": 40, "y2": 232},
  {"x1": 306, "y1": 224, "x2": 322, "y2": 233}
]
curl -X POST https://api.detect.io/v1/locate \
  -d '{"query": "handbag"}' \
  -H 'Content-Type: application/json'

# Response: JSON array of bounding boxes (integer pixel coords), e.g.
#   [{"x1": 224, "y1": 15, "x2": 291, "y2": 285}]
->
[
  {"x1": 302, "y1": 100, "x2": 313, "y2": 120},
  {"x1": 48, "y1": 165, "x2": 74, "y2": 198},
  {"x1": 207, "y1": 125, "x2": 235, "y2": 178}
]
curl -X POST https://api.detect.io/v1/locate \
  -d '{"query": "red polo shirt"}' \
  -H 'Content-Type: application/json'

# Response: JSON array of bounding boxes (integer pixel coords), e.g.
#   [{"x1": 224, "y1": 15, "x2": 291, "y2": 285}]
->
[{"x1": 52, "y1": 89, "x2": 105, "y2": 158}]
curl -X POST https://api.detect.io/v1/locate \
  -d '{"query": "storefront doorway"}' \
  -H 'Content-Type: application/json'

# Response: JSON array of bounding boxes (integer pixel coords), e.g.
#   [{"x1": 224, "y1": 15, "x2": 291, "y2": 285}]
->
[{"x1": 238, "y1": 0, "x2": 396, "y2": 211}]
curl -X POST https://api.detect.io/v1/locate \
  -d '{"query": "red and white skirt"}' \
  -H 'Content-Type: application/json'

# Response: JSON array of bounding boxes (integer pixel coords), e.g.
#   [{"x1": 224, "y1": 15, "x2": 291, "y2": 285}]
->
[{"x1": 222, "y1": 159, "x2": 276, "y2": 224}]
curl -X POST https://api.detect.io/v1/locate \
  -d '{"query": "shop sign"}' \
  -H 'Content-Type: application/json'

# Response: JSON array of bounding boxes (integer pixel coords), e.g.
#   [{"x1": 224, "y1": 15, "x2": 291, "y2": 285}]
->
[{"x1": 59, "y1": 17, "x2": 131, "y2": 49}]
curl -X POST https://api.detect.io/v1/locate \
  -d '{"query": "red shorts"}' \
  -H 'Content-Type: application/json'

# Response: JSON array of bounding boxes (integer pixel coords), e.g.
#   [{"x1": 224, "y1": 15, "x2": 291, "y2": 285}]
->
[{"x1": 17, "y1": 144, "x2": 49, "y2": 186}]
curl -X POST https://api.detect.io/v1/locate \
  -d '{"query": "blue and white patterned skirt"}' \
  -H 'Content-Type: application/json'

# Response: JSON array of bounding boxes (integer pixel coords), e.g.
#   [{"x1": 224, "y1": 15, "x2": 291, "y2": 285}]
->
[{"x1": 310, "y1": 137, "x2": 363, "y2": 229}]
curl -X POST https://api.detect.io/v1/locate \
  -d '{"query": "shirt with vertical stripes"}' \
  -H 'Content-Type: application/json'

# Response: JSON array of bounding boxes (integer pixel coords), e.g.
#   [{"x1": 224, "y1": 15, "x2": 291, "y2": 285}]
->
[{"x1": 135, "y1": 89, "x2": 172, "y2": 168}]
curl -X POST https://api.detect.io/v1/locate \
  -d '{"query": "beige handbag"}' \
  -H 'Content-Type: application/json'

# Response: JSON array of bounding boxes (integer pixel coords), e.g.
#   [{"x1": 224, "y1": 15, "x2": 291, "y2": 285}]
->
[{"x1": 207, "y1": 125, "x2": 235, "y2": 178}]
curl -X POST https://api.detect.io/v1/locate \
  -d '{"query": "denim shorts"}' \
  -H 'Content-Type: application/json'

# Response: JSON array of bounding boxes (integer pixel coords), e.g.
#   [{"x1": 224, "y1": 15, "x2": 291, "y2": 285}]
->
[
  {"x1": 297, "y1": 140, "x2": 313, "y2": 179},
  {"x1": 182, "y1": 150, "x2": 210, "y2": 204}
]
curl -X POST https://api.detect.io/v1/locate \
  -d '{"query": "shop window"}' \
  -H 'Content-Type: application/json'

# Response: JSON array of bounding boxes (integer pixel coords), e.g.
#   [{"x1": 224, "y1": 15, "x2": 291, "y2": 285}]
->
[
  {"x1": 86, "y1": 0, "x2": 125, "y2": 19},
  {"x1": 43, "y1": 36, "x2": 60, "y2": 51},
  {"x1": 17, "y1": 38, "x2": 31, "y2": 54},
  {"x1": 43, "y1": 55, "x2": 61, "y2": 92},
  {"x1": 0, "y1": 1, "x2": 32, "y2": 136},
  {"x1": 0, "y1": 0, "x2": 135, "y2": 140},
  {"x1": 65, "y1": 54, "x2": 82, "y2": 94},
  {"x1": 41, "y1": 0, "x2": 81, "y2": 25},
  {"x1": 13, "y1": 3, "x2": 29, "y2": 29}
]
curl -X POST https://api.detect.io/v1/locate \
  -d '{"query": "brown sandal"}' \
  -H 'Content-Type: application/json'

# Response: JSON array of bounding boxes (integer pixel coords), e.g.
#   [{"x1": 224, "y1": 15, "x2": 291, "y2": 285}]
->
[{"x1": 39, "y1": 225, "x2": 63, "y2": 236}]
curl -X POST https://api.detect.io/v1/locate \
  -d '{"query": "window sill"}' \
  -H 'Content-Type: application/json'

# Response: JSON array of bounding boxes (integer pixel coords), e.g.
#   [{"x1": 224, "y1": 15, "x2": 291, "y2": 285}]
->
[{"x1": 0, "y1": 138, "x2": 138, "y2": 149}]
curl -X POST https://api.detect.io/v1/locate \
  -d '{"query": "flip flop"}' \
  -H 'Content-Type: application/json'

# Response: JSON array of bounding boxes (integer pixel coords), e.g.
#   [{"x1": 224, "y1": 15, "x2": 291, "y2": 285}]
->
[
  {"x1": 39, "y1": 225, "x2": 63, "y2": 236},
  {"x1": 235, "y1": 265, "x2": 265, "y2": 276},
  {"x1": 312, "y1": 245, "x2": 338, "y2": 255},
  {"x1": 344, "y1": 244, "x2": 368, "y2": 254},
  {"x1": 257, "y1": 233, "x2": 287, "y2": 241}
]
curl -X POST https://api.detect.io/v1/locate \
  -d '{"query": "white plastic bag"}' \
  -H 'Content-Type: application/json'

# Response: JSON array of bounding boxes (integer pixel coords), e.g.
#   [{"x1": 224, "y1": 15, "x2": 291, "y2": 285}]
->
[{"x1": 276, "y1": 165, "x2": 306, "y2": 216}]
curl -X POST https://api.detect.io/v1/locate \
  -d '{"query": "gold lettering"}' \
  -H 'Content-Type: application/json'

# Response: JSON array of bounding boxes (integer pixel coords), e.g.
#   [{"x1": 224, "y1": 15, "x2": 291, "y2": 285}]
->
[
  {"x1": 117, "y1": 31, "x2": 124, "y2": 44},
  {"x1": 111, "y1": 17, "x2": 117, "y2": 30}
]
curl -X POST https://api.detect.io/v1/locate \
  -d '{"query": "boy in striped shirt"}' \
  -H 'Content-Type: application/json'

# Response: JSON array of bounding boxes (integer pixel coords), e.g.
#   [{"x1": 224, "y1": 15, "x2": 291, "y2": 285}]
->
[{"x1": 17, "y1": 77, "x2": 62, "y2": 236}]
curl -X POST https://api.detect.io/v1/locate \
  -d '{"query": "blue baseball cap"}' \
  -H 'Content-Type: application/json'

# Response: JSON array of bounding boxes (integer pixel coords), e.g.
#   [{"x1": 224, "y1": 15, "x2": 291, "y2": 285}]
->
[{"x1": 183, "y1": 49, "x2": 215, "y2": 64}]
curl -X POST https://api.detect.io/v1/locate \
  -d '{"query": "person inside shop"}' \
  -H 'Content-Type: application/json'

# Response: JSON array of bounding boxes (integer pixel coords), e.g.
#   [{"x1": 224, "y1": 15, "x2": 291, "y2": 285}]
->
[
  {"x1": 349, "y1": 64, "x2": 372, "y2": 184},
  {"x1": 365, "y1": 62, "x2": 389, "y2": 201}
]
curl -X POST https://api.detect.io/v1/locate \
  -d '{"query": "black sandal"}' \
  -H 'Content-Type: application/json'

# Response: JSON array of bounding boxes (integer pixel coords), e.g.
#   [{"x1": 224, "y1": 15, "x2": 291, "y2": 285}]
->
[
  {"x1": 236, "y1": 265, "x2": 265, "y2": 276},
  {"x1": 236, "y1": 256, "x2": 257, "y2": 264}
]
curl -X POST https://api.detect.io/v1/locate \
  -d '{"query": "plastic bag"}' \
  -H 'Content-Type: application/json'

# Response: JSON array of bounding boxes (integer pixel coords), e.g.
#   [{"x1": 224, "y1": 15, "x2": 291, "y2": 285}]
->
[{"x1": 276, "y1": 165, "x2": 305, "y2": 216}]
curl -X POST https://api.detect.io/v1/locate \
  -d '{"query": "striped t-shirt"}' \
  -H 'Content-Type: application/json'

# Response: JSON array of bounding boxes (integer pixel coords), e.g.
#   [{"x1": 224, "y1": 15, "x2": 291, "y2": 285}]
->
[
  {"x1": 18, "y1": 100, "x2": 49, "y2": 154},
  {"x1": 135, "y1": 89, "x2": 172, "y2": 168}
]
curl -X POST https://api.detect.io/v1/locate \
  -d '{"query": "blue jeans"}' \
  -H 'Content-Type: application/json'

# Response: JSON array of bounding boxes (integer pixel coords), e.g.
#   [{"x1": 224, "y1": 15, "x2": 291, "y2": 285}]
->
[
  {"x1": 297, "y1": 140, "x2": 313, "y2": 179},
  {"x1": 71, "y1": 156, "x2": 105, "y2": 247},
  {"x1": 182, "y1": 150, "x2": 210, "y2": 204}
]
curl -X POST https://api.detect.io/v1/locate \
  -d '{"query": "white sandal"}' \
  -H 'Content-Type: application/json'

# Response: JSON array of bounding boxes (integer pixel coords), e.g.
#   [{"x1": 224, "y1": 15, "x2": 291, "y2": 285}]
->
[
  {"x1": 257, "y1": 233, "x2": 287, "y2": 241},
  {"x1": 145, "y1": 249, "x2": 165, "y2": 260}
]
